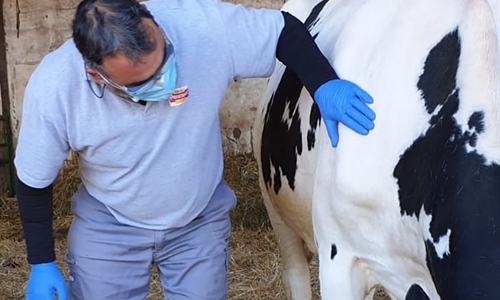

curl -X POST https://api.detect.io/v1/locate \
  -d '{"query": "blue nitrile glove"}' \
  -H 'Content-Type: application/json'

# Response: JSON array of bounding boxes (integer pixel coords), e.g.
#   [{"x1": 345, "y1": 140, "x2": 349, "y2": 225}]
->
[
  {"x1": 314, "y1": 79, "x2": 376, "y2": 147},
  {"x1": 25, "y1": 262, "x2": 67, "y2": 300}
]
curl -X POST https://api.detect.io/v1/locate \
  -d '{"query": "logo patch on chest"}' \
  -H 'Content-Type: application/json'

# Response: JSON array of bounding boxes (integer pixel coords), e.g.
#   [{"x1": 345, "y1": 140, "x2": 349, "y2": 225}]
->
[{"x1": 169, "y1": 86, "x2": 189, "y2": 107}]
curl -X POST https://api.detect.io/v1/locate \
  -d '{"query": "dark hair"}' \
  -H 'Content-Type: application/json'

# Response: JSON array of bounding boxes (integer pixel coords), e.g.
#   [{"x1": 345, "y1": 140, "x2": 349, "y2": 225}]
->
[{"x1": 72, "y1": 0, "x2": 158, "y2": 66}]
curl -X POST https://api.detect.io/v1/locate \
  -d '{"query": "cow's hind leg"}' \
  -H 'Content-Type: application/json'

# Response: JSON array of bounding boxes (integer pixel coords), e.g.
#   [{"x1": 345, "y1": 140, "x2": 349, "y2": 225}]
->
[
  {"x1": 317, "y1": 246, "x2": 376, "y2": 300},
  {"x1": 262, "y1": 191, "x2": 312, "y2": 300}
]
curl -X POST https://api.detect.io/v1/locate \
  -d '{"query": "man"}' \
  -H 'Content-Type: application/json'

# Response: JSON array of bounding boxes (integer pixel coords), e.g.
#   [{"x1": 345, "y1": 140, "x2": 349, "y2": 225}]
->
[{"x1": 14, "y1": 0, "x2": 376, "y2": 299}]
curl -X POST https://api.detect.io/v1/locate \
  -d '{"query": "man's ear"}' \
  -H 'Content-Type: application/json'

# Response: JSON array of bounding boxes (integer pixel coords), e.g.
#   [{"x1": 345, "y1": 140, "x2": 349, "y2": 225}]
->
[{"x1": 86, "y1": 67, "x2": 106, "y2": 85}]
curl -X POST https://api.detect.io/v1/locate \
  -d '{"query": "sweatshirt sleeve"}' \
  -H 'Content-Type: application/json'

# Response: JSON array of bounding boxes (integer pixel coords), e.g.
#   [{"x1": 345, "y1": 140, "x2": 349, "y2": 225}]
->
[
  {"x1": 13, "y1": 65, "x2": 70, "y2": 264},
  {"x1": 276, "y1": 11, "x2": 338, "y2": 96},
  {"x1": 14, "y1": 79, "x2": 69, "y2": 189},
  {"x1": 216, "y1": 2, "x2": 285, "y2": 79},
  {"x1": 16, "y1": 175, "x2": 55, "y2": 264},
  {"x1": 217, "y1": 2, "x2": 338, "y2": 96}
]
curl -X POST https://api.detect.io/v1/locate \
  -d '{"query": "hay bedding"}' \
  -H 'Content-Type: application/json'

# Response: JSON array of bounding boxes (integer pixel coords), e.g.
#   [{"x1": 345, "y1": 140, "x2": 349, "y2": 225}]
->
[{"x1": 0, "y1": 154, "x2": 388, "y2": 299}]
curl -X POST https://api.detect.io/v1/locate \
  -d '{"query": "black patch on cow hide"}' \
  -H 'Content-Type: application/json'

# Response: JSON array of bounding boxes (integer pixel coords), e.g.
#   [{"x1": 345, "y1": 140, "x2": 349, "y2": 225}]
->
[
  {"x1": 467, "y1": 111, "x2": 485, "y2": 134},
  {"x1": 260, "y1": 0, "x2": 328, "y2": 193},
  {"x1": 405, "y1": 284, "x2": 431, "y2": 300},
  {"x1": 394, "y1": 28, "x2": 500, "y2": 299},
  {"x1": 261, "y1": 68, "x2": 304, "y2": 193},
  {"x1": 330, "y1": 244, "x2": 337, "y2": 260},
  {"x1": 308, "y1": 102, "x2": 321, "y2": 151},
  {"x1": 304, "y1": 0, "x2": 329, "y2": 31},
  {"x1": 304, "y1": 0, "x2": 328, "y2": 151},
  {"x1": 417, "y1": 30, "x2": 461, "y2": 114}
]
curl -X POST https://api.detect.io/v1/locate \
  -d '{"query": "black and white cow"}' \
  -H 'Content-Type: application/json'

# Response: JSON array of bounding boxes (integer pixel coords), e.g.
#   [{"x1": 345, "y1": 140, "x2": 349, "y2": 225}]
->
[{"x1": 253, "y1": 0, "x2": 500, "y2": 299}]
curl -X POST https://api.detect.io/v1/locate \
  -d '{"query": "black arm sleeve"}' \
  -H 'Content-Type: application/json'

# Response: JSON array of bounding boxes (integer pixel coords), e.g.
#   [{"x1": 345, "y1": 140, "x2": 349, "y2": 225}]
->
[
  {"x1": 276, "y1": 11, "x2": 339, "y2": 96},
  {"x1": 15, "y1": 175, "x2": 55, "y2": 264}
]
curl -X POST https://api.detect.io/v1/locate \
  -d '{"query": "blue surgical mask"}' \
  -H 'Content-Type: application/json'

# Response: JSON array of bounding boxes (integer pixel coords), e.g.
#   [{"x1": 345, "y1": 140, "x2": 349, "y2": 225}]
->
[
  {"x1": 127, "y1": 53, "x2": 177, "y2": 103},
  {"x1": 95, "y1": 37, "x2": 178, "y2": 103}
]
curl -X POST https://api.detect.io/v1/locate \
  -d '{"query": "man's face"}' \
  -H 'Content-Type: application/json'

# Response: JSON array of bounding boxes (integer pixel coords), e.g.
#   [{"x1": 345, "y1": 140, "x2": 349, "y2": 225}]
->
[{"x1": 86, "y1": 18, "x2": 167, "y2": 89}]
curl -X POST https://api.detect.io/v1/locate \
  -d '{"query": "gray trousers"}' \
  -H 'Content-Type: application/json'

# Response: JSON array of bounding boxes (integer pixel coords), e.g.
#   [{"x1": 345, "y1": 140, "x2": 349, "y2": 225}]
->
[{"x1": 65, "y1": 182, "x2": 236, "y2": 300}]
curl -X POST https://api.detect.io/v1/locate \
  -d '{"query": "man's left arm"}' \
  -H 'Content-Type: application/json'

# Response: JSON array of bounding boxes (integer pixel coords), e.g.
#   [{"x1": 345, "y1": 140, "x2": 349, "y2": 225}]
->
[
  {"x1": 275, "y1": 11, "x2": 376, "y2": 147},
  {"x1": 217, "y1": 3, "x2": 376, "y2": 146}
]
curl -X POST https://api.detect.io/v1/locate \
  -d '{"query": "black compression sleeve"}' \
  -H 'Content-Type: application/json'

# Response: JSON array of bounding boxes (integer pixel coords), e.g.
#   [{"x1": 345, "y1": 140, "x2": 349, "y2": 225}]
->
[
  {"x1": 276, "y1": 11, "x2": 339, "y2": 96},
  {"x1": 15, "y1": 175, "x2": 55, "y2": 264}
]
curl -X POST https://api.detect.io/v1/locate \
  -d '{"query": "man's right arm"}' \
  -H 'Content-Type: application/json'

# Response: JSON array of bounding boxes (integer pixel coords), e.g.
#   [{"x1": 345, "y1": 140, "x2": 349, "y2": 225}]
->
[
  {"x1": 14, "y1": 69, "x2": 71, "y2": 262},
  {"x1": 17, "y1": 174, "x2": 68, "y2": 300},
  {"x1": 13, "y1": 50, "x2": 71, "y2": 299}
]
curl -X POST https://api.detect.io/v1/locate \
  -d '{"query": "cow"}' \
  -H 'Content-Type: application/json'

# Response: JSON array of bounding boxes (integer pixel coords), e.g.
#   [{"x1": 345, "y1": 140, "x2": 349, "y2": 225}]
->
[{"x1": 252, "y1": 0, "x2": 500, "y2": 299}]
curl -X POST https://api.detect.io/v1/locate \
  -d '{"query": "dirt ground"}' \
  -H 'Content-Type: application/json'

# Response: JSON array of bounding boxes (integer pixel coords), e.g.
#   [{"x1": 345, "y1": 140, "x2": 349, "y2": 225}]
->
[{"x1": 0, "y1": 154, "x2": 389, "y2": 299}]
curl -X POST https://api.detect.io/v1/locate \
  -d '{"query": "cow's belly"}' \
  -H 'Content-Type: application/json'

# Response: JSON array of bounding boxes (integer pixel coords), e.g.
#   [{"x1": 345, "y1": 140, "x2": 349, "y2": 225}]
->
[{"x1": 311, "y1": 125, "x2": 437, "y2": 299}]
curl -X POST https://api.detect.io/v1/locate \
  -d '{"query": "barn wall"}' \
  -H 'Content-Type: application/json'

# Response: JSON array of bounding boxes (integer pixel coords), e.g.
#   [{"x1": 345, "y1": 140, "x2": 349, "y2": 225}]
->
[{"x1": 2, "y1": 0, "x2": 285, "y2": 155}]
